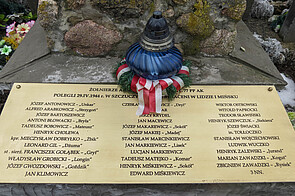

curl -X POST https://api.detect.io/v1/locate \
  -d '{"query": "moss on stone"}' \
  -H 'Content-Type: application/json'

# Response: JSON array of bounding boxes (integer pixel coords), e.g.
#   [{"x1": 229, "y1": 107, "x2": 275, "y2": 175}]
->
[
  {"x1": 46, "y1": 36, "x2": 55, "y2": 50},
  {"x1": 176, "y1": 0, "x2": 214, "y2": 38},
  {"x1": 193, "y1": 0, "x2": 208, "y2": 17},
  {"x1": 149, "y1": 1, "x2": 155, "y2": 14},
  {"x1": 39, "y1": 0, "x2": 48, "y2": 9},
  {"x1": 129, "y1": 0, "x2": 137, "y2": 8},
  {"x1": 224, "y1": 0, "x2": 246, "y2": 21},
  {"x1": 38, "y1": 1, "x2": 51, "y2": 30},
  {"x1": 38, "y1": 1, "x2": 49, "y2": 14}
]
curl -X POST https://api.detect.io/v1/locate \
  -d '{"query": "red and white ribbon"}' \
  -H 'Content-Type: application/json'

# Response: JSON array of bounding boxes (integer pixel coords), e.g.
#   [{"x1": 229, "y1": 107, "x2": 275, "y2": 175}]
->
[
  {"x1": 178, "y1": 66, "x2": 189, "y2": 76},
  {"x1": 131, "y1": 77, "x2": 173, "y2": 115},
  {"x1": 116, "y1": 63, "x2": 130, "y2": 80},
  {"x1": 116, "y1": 62, "x2": 189, "y2": 115}
]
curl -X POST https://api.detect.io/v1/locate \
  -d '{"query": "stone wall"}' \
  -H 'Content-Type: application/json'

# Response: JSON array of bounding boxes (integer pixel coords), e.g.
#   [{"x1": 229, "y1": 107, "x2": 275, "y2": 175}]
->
[{"x1": 38, "y1": 0, "x2": 246, "y2": 57}]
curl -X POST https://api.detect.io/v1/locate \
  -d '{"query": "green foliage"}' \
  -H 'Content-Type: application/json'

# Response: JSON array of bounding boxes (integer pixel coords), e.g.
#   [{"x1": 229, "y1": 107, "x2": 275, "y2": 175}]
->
[
  {"x1": 115, "y1": 60, "x2": 191, "y2": 100},
  {"x1": 271, "y1": 11, "x2": 288, "y2": 31},
  {"x1": 0, "y1": 0, "x2": 37, "y2": 28},
  {"x1": 113, "y1": 59, "x2": 126, "y2": 79},
  {"x1": 0, "y1": 12, "x2": 36, "y2": 30},
  {"x1": 0, "y1": 14, "x2": 9, "y2": 28},
  {"x1": 114, "y1": 59, "x2": 136, "y2": 93},
  {"x1": 166, "y1": 85, "x2": 177, "y2": 100},
  {"x1": 0, "y1": 14, "x2": 8, "y2": 22},
  {"x1": 22, "y1": 12, "x2": 37, "y2": 20},
  {"x1": 118, "y1": 71, "x2": 135, "y2": 92},
  {"x1": 0, "y1": 39, "x2": 15, "y2": 67},
  {"x1": 177, "y1": 74, "x2": 191, "y2": 88},
  {"x1": 178, "y1": 60, "x2": 192, "y2": 88},
  {"x1": 165, "y1": 60, "x2": 191, "y2": 100},
  {"x1": 288, "y1": 112, "x2": 295, "y2": 130},
  {"x1": 0, "y1": 0, "x2": 37, "y2": 69}
]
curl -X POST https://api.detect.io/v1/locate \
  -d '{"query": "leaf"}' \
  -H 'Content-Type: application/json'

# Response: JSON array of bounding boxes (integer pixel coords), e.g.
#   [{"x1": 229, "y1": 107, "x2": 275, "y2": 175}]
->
[
  {"x1": 32, "y1": 14, "x2": 37, "y2": 19},
  {"x1": 0, "y1": 14, "x2": 5, "y2": 20},
  {"x1": 21, "y1": 12, "x2": 35, "y2": 20},
  {"x1": 28, "y1": 12, "x2": 33, "y2": 18},
  {"x1": 288, "y1": 112, "x2": 295, "y2": 120}
]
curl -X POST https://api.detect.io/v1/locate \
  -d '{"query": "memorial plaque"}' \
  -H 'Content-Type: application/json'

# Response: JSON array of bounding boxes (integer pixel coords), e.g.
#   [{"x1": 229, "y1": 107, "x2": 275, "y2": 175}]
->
[{"x1": 0, "y1": 83, "x2": 294, "y2": 183}]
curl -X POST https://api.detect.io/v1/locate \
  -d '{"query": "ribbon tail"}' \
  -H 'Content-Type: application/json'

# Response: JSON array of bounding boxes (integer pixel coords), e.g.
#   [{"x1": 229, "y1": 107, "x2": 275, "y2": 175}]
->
[
  {"x1": 143, "y1": 88, "x2": 150, "y2": 114},
  {"x1": 136, "y1": 88, "x2": 145, "y2": 115},
  {"x1": 136, "y1": 88, "x2": 150, "y2": 115},
  {"x1": 149, "y1": 84, "x2": 156, "y2": 113},
  {"x1": 155, "y1": 84, "x2": 162, "y2": 113}
]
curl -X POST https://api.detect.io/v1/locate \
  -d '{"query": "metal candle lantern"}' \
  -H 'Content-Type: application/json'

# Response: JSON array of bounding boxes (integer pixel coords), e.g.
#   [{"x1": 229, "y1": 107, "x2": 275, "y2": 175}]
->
[{"x1": 125, "y1": 11, "x2": 183, "y2": 80}]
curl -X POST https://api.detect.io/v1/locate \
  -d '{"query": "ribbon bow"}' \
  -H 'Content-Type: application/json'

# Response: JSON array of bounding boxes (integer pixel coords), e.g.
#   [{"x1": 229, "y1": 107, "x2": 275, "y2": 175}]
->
[
  {"x1": 116, "y1": 60, "x2": 189, "y2": 115},
  {"x1": 133, "y1": 77, "x2": 173, "y2": 115}
]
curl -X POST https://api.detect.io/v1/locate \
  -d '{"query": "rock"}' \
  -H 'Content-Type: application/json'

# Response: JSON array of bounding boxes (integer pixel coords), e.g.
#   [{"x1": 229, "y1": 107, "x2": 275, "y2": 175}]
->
[
  {"x1": 280, "y1": 0, "x2": 295, "y2": 42},
  {"x1": 176, "y1": 13, "x2": 214, "y2": 37},
  {"x1": 67, "y1": 16, "x2": 84, "y2": 26},
  {"x1": 163, "y1": 7, "x2": 175, "y2": 18},
  {"x1": 221, "y1": 0, "x2": 247, "y2": 21},
  {"x1": 38, "y1": 0, "x2": 60, "y2": 51},
  {"x1": 91, "y1": 0, "x2": 152, "y2": 18},
  {"x1": 176, "y1": 0, "x2": 214, "y2": 38},
  {"x1": 66, "y1": 0, "x2": 86, "y2": 9},
  {"x1": 81, "y1": 6, "x2": 115, "y2": 28},
  {"x1": 253, "y1": 32, "x2": 286, "y2": 64},
  {"x1": 251, "y1": 0, "x2": 274, "y2": 19},
  {"x1": 153, "y1": 0, "x2": 169, "y2": 13},
  {"x1": 36, "y1": 0, "x2": 246, "y2": 57},
  {"x1": 172, "y1": 0, "x2": 188, "y2": 5},
  {"x1": 200, "y1": 29, "x2": 237, "y2": 56},
  {"x1": 37, "y1": 0, "x2": 58, "y2": 30},
  {"x1": 64, "y1": 20, "x2": 122, "y2": 57}
]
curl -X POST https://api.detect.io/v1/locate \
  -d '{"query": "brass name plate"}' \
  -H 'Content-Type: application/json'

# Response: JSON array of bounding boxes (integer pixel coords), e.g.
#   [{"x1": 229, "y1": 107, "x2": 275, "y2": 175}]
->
[{"x1": 0, "y1": 83, "x2": 294, "y2": 183}]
